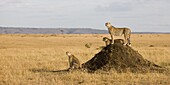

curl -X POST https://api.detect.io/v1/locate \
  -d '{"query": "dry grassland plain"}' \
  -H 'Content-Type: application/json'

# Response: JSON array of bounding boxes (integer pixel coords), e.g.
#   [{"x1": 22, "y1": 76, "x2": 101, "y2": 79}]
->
[{"x1": 0, "y1": 34, "x2": 170, "y2": 85}]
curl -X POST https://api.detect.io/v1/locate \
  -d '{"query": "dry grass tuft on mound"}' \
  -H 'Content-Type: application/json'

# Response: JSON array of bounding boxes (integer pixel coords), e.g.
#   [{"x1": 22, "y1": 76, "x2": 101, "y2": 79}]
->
[{"x1": 82, "y1": 43, "x2": 167, "y2": 73}]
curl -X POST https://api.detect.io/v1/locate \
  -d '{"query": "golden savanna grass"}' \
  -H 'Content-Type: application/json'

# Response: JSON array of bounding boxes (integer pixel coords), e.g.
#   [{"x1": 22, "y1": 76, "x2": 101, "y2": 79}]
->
[{"x1": 0, "y1": 34, "x2": 170, "y2": 85}]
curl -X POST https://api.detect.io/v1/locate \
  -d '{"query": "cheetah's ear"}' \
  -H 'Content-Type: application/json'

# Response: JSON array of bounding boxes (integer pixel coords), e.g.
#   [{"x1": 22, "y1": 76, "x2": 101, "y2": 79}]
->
[
  {"x1": 66, "y1": 51, "x2": 72, "y2": 56},
  {"x1": 105, "y1": 22, "x2": 111, "y2": 26},
  {"x1": 106, "y1": 22, "x2": 110, "y2": 24}
]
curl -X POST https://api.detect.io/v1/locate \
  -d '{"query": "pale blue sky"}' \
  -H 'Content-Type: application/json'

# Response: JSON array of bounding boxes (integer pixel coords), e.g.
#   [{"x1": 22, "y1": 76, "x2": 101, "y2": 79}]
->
[{"x1": 0, "y1": 0, "x2": 170, "y2": 32}]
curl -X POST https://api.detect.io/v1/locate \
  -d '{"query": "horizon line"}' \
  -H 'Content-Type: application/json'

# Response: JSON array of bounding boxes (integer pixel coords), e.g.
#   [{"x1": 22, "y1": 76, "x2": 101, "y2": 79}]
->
[{"x1": 0, "y1": 26, "x2": 170, "y2": 33}]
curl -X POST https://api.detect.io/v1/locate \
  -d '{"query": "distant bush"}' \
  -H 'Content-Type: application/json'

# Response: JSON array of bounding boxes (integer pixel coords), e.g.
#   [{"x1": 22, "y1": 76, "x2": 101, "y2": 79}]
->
[
  {"x1": 164, "y1": 45, "x2": 168, "y2": 47},
  {"x1": 50, "y1": 34, "x2": 57, "y2": 37},
  {"x1": 149, "y1": 45, "x2": 154, "y2": 47},
  {"x1": 85, "y1": 43, "x2": 92, "y2": 48},
  {"x1": 140, "y1": 35, "x2": 143, "y2": 37}
]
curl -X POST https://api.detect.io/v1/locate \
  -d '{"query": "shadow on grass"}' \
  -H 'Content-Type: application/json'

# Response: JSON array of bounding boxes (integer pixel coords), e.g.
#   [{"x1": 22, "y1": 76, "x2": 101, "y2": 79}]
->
[{"x1": 29, "y1": 68, "x2": 70, "y2": 73}]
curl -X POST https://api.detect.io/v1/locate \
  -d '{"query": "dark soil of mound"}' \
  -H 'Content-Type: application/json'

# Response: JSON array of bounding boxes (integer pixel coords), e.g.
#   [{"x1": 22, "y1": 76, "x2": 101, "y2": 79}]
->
[{"x1": 82, "y1": 43, "x2": 166, "y2": 73}]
